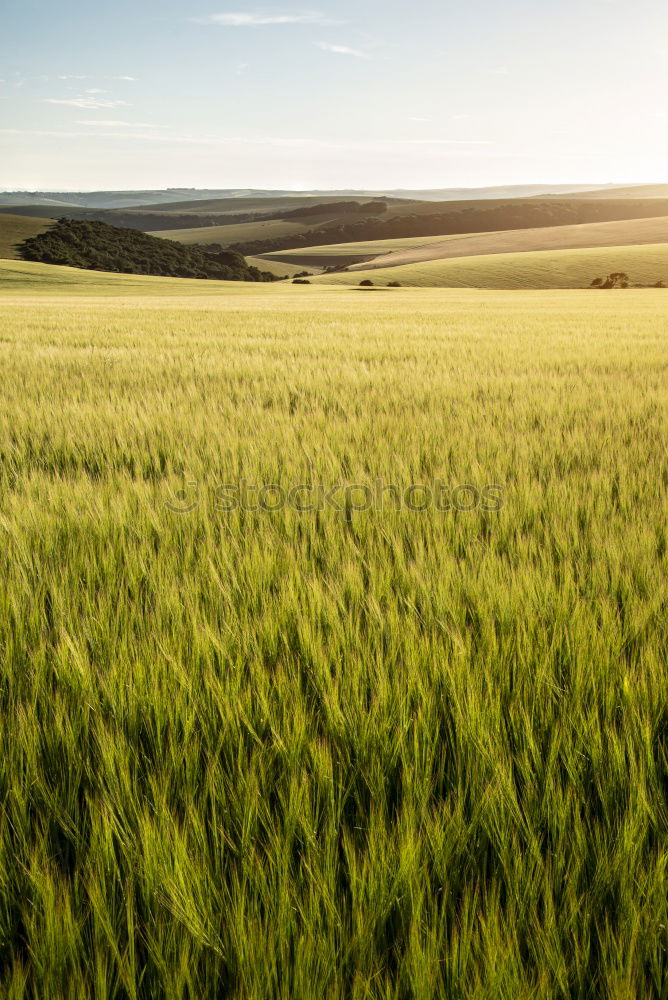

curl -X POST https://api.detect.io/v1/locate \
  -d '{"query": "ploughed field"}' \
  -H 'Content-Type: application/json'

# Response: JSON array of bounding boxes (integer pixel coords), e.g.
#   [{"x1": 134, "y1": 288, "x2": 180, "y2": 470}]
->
[{"x1": 0, "y1": 261, "x2": 666, "y2": 999}]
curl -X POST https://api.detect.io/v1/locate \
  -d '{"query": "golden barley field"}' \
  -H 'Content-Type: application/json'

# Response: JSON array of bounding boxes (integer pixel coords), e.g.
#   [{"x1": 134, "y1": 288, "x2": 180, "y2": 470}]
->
[{"x1": 0, "y1": 261, "x2": 666, "y2": 999}]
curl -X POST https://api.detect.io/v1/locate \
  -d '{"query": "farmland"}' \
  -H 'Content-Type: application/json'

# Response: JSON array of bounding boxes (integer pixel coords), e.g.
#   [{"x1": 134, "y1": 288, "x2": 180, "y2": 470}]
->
[
  {"x1": 313, "y1": 242, "x2": 668, "y2": 289},
  {"x1": 149, "y1": 219, "x2": 316, "y2": 247},
  {"x1": 267, "y1": 216, "x2": 668, "y2": 272},
  {"x1": 0, "y1": 260, "x2": 666, "y2": 997}
]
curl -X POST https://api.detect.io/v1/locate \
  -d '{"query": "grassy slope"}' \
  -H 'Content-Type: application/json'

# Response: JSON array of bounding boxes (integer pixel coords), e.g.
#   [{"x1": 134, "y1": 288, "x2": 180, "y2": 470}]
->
[
  {"x1": 313, "y1": 242, "x2": 668, "y2": 288},
  {"x1": 262, "y1": 233, "x2": 452, "y2": 257},
  {"x1": 262, "y1": 216, "x2": 668, "y2": 269},
  {"x1": 150, "y1": 219, "x2": 315, "y2": 246},
  {"x1": 565, "y1": 184, "x2": 668, "y2": 199},
  {"x1": 0, "y1": 262, "x2": 666, "y2": 998},
  {"x1": 349, "y1": 216, "x2": 668, "y2": 270},
  {"x1": 0, "y1": 259, "x2": 287, "y2": 295},
  {"x1": 245, "y1": 256, "x2": 317, "y2": 278},
  {"x1": 0, "y1": 213, "x2": 54, "y2": 259},
  {"x1": 135, "y1": 194, "x2": 398, "y2": 216}
]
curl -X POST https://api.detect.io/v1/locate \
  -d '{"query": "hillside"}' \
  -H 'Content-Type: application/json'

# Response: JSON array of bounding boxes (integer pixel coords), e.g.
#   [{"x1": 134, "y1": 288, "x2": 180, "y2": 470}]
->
[
  {"x1": 0, "y1": 184, "x2": 619, "y2": 210},
  {"x1": 343, "y1": 215, "x2": 668, "y2": 271},
  {"x1": 562, "y1": 184, "x2": 668, "y2": 200},
  {"x1": 149, "y1": 219, "x2": 319, "y2": 246},
  {"x1": 17, "y1": 219, "x2": 277, "y2": 282},
  {"x1": 0, "y1": 196, "x2": 406, "y2": 235},
  {"x1": 312, "y1": 242, "x2": 668, "y2": 289},
  {"x1": 231, "y1": 198, "x2": 668, "y2": 256},
  {"x1": 7, "y1": 196, "x2": 668, "y2": 249},
  {"x1": 244, "y1": 256, "x2": 317, "y2": 278},
  {"x1": 0, "y1": 213, "x2": 54, "y2": 259},
  {"x1": 263, "y1": 217, "x2": 668, "y2": 270},
  {"x1": 150, "y1": 202, "x2": 391, "y2": 248}
]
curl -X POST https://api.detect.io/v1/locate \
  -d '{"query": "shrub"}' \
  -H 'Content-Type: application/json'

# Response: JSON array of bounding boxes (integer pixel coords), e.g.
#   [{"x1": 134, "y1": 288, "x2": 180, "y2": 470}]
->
[
  {"x1": 387, "y1": 281, "x2": 402, "y2": 288},
  {"x1": 292, "y1": 278, "x2": 311, "y2": 285},
  {"x1": 18, "y1": 218, "x2": 278, "y2": 283},
  {"x1": 359, "y1": 279, "x2": 374, "y2": 287},
  {"x1": 592, "y1": 272, "x2": 632, "y2": 290}
]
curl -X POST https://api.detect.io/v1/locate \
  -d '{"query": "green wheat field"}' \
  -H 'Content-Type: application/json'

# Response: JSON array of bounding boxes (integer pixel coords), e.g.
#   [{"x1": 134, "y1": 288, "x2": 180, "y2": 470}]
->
[{"x1": 1, "y1": 261, "x2": 667, "y2": 998}]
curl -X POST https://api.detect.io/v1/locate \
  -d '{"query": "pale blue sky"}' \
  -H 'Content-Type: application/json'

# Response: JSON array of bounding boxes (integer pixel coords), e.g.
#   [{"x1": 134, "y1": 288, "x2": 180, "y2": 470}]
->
[{"x1": 1, "y1": 0, "x2": 667, "y2": 190}]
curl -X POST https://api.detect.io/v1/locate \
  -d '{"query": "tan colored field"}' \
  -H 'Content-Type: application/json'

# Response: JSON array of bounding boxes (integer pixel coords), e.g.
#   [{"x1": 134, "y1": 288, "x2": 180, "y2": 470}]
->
[
  {"x1": 346, "y1": 215, "x2": 668, "y2": 271},
  {"x1": 567, "y1": 183, "x2": 668, "y2": 199},
  {"x1": 259, "y1": 233, "x2": 460, "y2": 267},
  {"x1": 150, "y1": 219, "x2": 313, "y2": 246},
  {"x1": 245, "y1": 256, "x2": 318, "y2": 278},
  {"x1": 312, "y1": 242, "x2": 668, "y2": 288},
  {"x1": 0, "y1": 213, "x2": 54, "y2": 259},
  {"x1": 264, "y1": 216, "x2": 668, "y2": 272}
]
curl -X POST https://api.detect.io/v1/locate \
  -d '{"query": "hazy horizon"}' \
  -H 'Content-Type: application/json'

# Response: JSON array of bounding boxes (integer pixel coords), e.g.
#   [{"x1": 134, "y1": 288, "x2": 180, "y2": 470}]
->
[{"x1": 2, "y1": 0, "x2": 667, "y2": 190}]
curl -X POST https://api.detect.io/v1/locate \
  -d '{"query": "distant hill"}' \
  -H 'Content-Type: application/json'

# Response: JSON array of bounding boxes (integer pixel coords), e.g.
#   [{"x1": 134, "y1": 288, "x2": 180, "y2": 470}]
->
[
  {"x1": 330, "y1": 216, "x2": 668, "y2": 272},
  {"x1": 7, "y1": 193, "x2": 668, "y2": 257},
  {"x1": 231, "y1": 198, "x2": 668, "y2": 257},
  {"x1": 0, "y1": 196, "x2": 407, "y2": 234},
  {"x1": 135, "y1": 195, "x2": 405, "y2": 216},
  {"x1": 0, "y1": 213, "x2": 54, "y2": 259},
  {"x1": 559, "y1": 184, "x2": 668, "y2": 200},
  {"x1": 149, "y1": 202, "x2": 392, "y2": 247},
  {"x1": 150, "y1": 220, "x2": 319, "y2": 247},
  {"x1": 384, "y1": 184, "x2": 627, "y2": 201},
  {"x1": 17, "y1": 219, "x2": 277, "y2": 281},
  {"x1": 0, "y1": 183, "x2": 632, "y2": 211},
  {"x1": 0, "y1": 190, "x2": 293, "y2": 210}
]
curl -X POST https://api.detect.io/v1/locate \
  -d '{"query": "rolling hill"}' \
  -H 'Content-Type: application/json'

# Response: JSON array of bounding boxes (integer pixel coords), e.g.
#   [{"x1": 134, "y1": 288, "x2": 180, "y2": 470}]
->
[
  {"x1": 560, "y1": 183, "x2": 668, "y2": 200},
  {"x1": 0, "y1": 213, "x2": 54, "y2": 259},
  {"x1": 256, "y1": 216, "x2": 668, "y2": 271},
  {"x1": 16, "y1": 219, "x2": 277, "y2": 282},
  {"x1": 244, "y1": 257, "x2": 316, "y2": 278},
  {"x1": 0, "y1": 183, "x2": 622, "y2": 210},
  {"x1": 230, "y1": 198, "x2": 668, "y2": 257},
  {"x1": 148, "y1": 220, "x2": 317, "y2": 246},
  {"x1": 311, "y1": 242, "x2": 668, "y2": 289},
  {"x1": 342, "y1": 215, "x2": 668, "y2": 271},
  {"x1": 7, "y1": 196, "x2": 668, "y2": 250}
]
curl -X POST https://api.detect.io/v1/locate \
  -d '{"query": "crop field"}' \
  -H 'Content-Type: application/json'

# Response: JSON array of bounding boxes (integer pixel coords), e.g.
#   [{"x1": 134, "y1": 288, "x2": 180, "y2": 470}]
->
[
  {"x1": 0, "y1": 213, "x2": 54, "y2": 259},
  {"x1": 314, "y1": 242, "x2": 668, "y2": 289},
  {"x1": 245, "y1": 256, "x2": 319, "y2": 278},
  {"x1": 259, "y1": 216, "x2": 668, "y2": 272},
  {"x1": 0, "y1": 261, "x2": 666, "y2": 998},
  {"x1": 343, "y1": 217, "x2": 668, "y2": 271},
  {"x1": 259, "y1": 234, "x2": 460, "y2": 268},
  {"x1": 150, "y1": 219, "x2": 315, "y2": 247}
]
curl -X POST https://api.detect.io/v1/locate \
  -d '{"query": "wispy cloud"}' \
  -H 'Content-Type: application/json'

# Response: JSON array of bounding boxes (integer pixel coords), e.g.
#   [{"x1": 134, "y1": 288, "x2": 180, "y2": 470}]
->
[
  {"x1": 0, "y1": 127, "x2": 493, "y2": 151},
  {"x1": 76, "y1": 120, "x2": 160, "y2": 127},
  {"x1": 194, "y1": 9, "x2": 340, "y2": 26},
  {"x1": 85, "y1": 88, "x2": 108, "y2": 95},
  {"x1": 46, "y1": 96, "x2": 131, "y2": 109},
  {"x1": 315, "y1": 41, "x2": 369, "y2": 58},
  {"x1": 56, "y1": 74, "x2": 136, "y2": 82}
]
